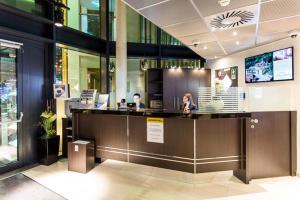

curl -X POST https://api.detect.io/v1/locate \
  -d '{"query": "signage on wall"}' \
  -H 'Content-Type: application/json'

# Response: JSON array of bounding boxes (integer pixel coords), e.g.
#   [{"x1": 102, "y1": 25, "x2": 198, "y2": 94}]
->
[
  {"x1": 147, "y1": 118, "x2": 164, "y2": 143},
  {"x1": 53, "y1": 84, "x2": 69, "y2": 99},
  {"x1": 215, "y1": 66, "x2": 238, "y2": 87},
  {"x1": 231, "y1": 67, "x2": 237, "y2": 80}
]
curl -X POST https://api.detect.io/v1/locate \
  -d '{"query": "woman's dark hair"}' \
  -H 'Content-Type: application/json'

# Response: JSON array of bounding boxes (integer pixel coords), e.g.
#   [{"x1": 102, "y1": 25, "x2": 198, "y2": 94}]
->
[{"x1": 133, "y1": 93, "x2": 141, "y2": 98}]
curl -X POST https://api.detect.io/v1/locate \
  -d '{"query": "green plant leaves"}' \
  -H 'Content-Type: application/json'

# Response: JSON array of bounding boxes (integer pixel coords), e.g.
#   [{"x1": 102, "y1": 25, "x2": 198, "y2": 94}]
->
[{"x1": 40, "y1": 111, "x2": 57, "y2": 137}]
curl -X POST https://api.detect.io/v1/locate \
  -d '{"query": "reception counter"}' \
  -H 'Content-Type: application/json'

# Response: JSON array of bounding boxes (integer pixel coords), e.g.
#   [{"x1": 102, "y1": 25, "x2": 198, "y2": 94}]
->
[{"x1": 72, "y1": 108, "x2": 296, "y2": 183}]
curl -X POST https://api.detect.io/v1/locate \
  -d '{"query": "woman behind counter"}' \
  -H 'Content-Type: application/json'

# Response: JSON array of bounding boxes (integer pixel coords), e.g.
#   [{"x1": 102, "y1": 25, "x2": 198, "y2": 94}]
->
[{"x1": 182, "y1": 93, "x2": 197, "y2": 113}]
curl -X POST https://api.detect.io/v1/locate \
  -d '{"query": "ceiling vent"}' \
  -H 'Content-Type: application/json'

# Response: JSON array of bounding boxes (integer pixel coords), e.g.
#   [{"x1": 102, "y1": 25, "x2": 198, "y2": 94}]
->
[
  {"x1": 210, "y1": 10, "x2": 254, "y2": 28},
  {"x1": 205, "y1": 4, "x2": 258, "y2": 31}
]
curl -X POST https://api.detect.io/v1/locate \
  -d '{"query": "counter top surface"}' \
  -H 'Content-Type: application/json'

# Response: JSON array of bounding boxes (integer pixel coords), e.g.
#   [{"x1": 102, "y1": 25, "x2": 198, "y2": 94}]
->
[{"x1": 71, "y1": 107, "x2": 251, "y2": 119}]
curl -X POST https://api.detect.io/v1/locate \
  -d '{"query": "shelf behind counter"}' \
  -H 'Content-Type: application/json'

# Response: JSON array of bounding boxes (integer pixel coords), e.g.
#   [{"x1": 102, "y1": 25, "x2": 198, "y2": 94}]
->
[{"x1": 71, "y1": 108, "x2": 296, "y2": 184}]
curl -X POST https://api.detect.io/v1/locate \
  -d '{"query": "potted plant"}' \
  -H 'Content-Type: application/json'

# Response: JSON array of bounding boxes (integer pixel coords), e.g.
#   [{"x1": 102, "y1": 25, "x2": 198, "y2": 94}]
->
[{"x1": 38, "y1": 109, "x2": 60, "y2": 165}]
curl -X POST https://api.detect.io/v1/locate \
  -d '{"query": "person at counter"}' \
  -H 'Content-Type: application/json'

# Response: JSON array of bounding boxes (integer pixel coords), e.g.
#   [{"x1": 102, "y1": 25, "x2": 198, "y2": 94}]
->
[
  {"x1": 181, "y1": 93, "x2": 196, "y2": 113},
  {"x1": 133, "y1": 93, "x2": 145, "y2": 109}
]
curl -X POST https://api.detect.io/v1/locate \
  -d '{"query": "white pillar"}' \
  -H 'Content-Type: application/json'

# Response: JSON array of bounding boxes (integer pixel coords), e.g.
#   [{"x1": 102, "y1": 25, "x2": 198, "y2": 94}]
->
[{"x1": 115, "y1": 0, "x2": 127, "y2": 104}]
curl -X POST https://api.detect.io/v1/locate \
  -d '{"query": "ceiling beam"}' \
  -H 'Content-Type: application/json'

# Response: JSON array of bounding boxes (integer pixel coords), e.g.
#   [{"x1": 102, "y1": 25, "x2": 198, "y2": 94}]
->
[{"x1": 255, "y1": 0, "x2": 262, "y2": 46}]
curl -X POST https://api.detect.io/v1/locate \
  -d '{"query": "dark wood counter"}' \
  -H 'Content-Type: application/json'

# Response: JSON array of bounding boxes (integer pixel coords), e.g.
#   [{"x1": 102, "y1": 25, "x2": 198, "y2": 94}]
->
[{"x1": 72, "y1": 108, "x2": 296, "y2": 184}]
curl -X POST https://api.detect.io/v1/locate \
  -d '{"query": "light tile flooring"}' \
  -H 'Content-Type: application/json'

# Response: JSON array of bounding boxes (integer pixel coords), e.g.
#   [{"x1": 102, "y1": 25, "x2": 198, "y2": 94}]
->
[{"x1": 23, "y1": 159, "x2": 300, "y2": 200}]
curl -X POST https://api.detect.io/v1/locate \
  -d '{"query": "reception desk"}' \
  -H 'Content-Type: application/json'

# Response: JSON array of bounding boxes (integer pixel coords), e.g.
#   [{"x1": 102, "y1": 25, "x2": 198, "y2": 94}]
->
[{"x1": 72, "y1": 109, "x2": 296, "y2": 183}]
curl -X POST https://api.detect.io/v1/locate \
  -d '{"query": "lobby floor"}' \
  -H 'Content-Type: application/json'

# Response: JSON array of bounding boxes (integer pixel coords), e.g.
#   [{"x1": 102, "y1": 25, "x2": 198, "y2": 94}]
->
[{"x1": 21, "y1": 159, "x2": 300, "y2": 200}]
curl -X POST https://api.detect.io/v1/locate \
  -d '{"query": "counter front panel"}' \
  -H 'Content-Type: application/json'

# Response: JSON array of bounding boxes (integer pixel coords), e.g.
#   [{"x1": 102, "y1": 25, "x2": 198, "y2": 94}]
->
[{"x1": 71, "y1": 109, "x2": 296, "y2": 184}]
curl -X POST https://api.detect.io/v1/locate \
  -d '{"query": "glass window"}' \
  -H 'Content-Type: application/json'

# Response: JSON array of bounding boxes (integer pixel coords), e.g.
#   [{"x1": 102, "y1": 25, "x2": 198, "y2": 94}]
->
[
  {"x1": 55, "y1": 45, "x2": 106, "y2": 98},
  {"x1": 109, "y1": 1, "x2": 157, "y2": 44},
  {"x1": 127, "y1": 6, "x2": 157, "y2": 44},
  {"x1": 108, "y1": 57, "x2": 116, "y2": 105},
  {"x1": 0, "y1": 0, "x2": 46, "y2": 17},
  {"x1": 0, "y1": 45, "x2": 18, "y2": 166},
  {"x1": 65, "y1": 0, "x2": 100, "y2": 37},
  {"x1": 109, "y1": 0, "x2": 180, "y2": 46},
  {"x1": 161, "y1": 30, "x2": 182, "y2": 46},
  {"x1": 109, "y1": 57, "x2": 157, "y2": 106},
  {"x1": 109, "y1": 0, "x2": 116, "y2": 41}
]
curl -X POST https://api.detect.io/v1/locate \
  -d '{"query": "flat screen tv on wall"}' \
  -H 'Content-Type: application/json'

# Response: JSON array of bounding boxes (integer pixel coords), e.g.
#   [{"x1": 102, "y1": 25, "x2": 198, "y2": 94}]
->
[{"x1": 245, "y1": 47, "x2": 294, "y2": 83}]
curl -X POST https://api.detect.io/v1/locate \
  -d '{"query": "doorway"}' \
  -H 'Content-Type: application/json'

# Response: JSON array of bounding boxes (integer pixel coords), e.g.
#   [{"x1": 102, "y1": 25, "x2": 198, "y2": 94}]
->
[{"x1": 0, "y1": 40, "x2": 23, "y2": 171}]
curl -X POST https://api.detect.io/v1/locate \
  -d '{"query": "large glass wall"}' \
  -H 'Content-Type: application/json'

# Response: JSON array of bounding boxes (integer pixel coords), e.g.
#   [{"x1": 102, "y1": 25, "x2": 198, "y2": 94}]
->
[
  {"x1": 109, "y1": 57, "x2": 157, "y2": 106},
  {"x1": 0, "y1": 0, "x2": 181, "y2": 46},
  {"x1": 0, "y1": 0, "x2": 46, "y2": 17},
  {"x1": 161, "y1": 30, "x2": 182, "y2": 46},
  {"x1": 109, "y1": 0, "x2": 156, "y2": 44},
  {"x1": 108, "y1": 0, "x2": 116, "y2": 41},
  {"x1": 0, "y1": 45, "x2": 18, "y2": 166},
  {"x1": 55, "y1": 45, "x2": 106, "y2": 98},
  {"x1": 64, "y1": 0, "x2": 100, "y2": 37},
  {"x1": 127, "y1": 6, "x2": 157, "y2": 44}
]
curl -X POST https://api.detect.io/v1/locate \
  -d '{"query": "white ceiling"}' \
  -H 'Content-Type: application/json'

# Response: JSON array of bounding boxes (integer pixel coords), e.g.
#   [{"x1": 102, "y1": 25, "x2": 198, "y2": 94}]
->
[{"x1": 122, "y1": 0, "x2": 300, "y2": 60}]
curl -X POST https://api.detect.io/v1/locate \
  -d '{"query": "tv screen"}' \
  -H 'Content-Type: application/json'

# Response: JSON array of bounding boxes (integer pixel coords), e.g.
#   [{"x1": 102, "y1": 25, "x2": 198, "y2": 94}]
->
[{"x1": 245, "y1": 47, "x2": 293, "y2": 83}]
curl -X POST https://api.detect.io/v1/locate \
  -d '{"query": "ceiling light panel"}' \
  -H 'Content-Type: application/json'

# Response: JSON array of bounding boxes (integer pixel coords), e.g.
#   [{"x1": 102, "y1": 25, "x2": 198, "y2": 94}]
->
[
  {"x1": 214, "y1": 25, "x2": 256, "y2": 41},
  {"x1": 122, "y1": 0, "x2": 168, "y2": 10},
  {"x1": 140, "y1": 0, "x2": 198, "y2": 27},
  {"x1": 196, "y1": 41, "x2": 225, "y2": 56},
  {"x1": 179, "y1": 32, "x2": 216, "y2": 45},
  {"x1": 257, "y1": 32, "x2": 288, "y2": 45},
  {"x1": 260, "y1": 0, "x2": 300, "y2": 22},
  {"x1": 259, "y1": 15, "x2": 300, "y2": 36},
  {"x1": 164, "y1": 19, "x2": 209, "y2": 38},
  {"x1": 221, "y1": 38, "x2": 255, "y2": 54},
  {"x1": 192, "y1": 0, "x2": 258, "y2": 17}
]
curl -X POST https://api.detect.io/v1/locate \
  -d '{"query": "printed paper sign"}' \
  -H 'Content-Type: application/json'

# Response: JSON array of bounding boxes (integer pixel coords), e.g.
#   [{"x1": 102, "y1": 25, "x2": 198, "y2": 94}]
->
[{"x1": 147, "y1": 118, "x2": 164, "y2": 143}]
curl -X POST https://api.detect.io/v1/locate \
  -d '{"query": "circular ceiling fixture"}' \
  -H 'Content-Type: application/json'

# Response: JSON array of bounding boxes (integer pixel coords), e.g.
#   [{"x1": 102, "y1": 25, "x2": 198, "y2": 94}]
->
[{"x1": 210, "y1": 10, "x2": 254, "y2": 29}]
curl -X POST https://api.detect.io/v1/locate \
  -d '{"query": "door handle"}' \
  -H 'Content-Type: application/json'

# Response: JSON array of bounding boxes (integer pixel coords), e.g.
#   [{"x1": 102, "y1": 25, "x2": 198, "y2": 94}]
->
[{"x1": 0, "y1": 112, "x2": 23, "y2": 125}]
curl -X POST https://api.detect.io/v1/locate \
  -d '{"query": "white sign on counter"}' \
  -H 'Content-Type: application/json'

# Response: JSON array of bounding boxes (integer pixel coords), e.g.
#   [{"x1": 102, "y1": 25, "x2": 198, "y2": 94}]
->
[{"x1": 147, "y1": 118, "x2": 164, "y2": 143}]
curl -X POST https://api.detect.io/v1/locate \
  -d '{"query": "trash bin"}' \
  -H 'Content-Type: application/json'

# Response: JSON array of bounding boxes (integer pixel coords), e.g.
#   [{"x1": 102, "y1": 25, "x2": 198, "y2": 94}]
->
[{"x1": 68, "y1": 140, "x2": 95, "y2": 173}]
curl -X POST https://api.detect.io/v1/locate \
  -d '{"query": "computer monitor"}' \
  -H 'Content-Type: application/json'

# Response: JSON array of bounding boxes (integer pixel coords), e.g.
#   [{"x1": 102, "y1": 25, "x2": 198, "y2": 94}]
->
[{"x1": 127, "y1": 103, "x2": 136, "y2": 108}]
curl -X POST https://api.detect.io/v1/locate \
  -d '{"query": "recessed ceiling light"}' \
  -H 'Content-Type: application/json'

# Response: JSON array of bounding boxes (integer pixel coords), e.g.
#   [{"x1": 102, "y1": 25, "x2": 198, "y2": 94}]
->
[
  {"x1": 55, "y1": 22, "x2": 63, "y2": 27},
  {"x1": 214, "y1": 56, "x2": 218, "y2": 59},
  {"x1": 236, "y1": 41, "x2": 240, "y2": 45},
  {"x1": 218, "y1": 0, "x2": 230, "y2": 7},
  {"x1": 203, "y1": 45, "x2": 208, "y2": 50},
  {"x1": 233, "y1": 31, "x2": 237, "y2": 36}
]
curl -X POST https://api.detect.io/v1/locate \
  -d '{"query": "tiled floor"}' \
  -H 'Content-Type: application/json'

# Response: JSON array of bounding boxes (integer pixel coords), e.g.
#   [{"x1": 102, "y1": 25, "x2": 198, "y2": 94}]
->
[
  {"x1": 0, "y1": 174, "x2": 65, "y2": 200},
  {"x1": 22, "y1": 159, "x2": 300, "y2": 200}
]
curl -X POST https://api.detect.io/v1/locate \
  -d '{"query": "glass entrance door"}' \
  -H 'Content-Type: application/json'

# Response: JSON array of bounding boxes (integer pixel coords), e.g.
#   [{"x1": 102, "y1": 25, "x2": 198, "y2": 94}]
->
[{"x1": 0, "y1": 44, "x2": 19, "y2": 166}]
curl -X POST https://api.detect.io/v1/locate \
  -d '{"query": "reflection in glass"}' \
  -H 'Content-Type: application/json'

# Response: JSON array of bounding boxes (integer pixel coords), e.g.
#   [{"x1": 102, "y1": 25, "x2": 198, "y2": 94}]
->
[
  {"x1": 66, "y1": 0, "x2": 100, "y2": 37},
  {"x1": 0, "y1": 46, "x2": 18, "y2": 166},
  {"x1": 0, "y1": 0, "x2": 46, "y2": 17},
  {"x1": 55, "y1": 45, "x2": 104, "y2": 98},
  {"x1": 161, "y1": 30, "x2": 182, "y2": 46},
  {"x1": 109, "y1": 57, "x2": 157, "y2": 106}
]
